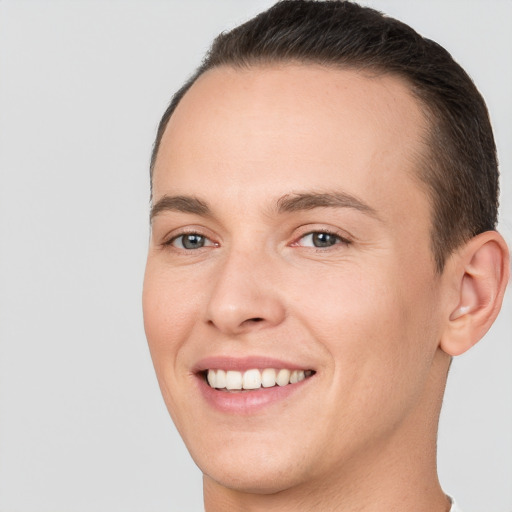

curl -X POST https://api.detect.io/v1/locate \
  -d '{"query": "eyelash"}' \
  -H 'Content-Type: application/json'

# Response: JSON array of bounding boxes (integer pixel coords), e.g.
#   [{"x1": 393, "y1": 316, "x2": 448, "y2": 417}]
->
[
  {"x1": 162, "y1": 229, "x2": 351, "y2": 251},
  {"x1": 293, "y1": 229, "x2": 351, "y2": 249},
  {"x1": 163, "y1": 231, "x2": 216, "y2": 250}
]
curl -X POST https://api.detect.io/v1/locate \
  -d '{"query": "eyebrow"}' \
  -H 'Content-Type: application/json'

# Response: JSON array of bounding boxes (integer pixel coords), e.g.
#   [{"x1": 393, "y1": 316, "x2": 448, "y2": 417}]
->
[
  {"x1": 150, "y1": 190, "x2": 379, "y2": 222},
  {"x1": 150, "y1": 195, "x2": 211, "y2": 222},
  {"x1": 276, "y1": 191, "x2": 379, "y2": 218}
]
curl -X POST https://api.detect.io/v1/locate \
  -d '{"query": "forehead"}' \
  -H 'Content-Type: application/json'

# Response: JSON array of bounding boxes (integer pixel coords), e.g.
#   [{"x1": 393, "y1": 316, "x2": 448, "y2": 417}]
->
[{"x1": 153, "y1": 64, "x2": 430, "y2": 227}]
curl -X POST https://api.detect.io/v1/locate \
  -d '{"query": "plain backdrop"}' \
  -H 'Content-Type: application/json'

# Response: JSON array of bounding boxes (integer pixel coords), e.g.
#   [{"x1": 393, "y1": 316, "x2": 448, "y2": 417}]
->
[{"x1": 0, "y1": 1, "x2": 510, "y2": 511}]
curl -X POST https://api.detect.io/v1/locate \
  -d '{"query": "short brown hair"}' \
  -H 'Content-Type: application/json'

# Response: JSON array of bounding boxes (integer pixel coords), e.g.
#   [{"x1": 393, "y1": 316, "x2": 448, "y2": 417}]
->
[{"x1": 150, "y1": 0, "x2": 499, "y2": 272}]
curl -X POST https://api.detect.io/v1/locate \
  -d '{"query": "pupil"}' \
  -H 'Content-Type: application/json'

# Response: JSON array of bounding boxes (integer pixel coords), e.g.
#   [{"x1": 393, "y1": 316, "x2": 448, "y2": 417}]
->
[
  {"x1": 313, "y1": 233, "x2": 337, "y2": 247},
  {"x1": 183, "y1": 234, "x2": 204, "y2": 249}
]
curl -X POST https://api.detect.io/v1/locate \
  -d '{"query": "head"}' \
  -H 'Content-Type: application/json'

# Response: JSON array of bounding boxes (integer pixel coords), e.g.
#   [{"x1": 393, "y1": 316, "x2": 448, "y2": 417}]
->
[{"x1": 143, "y1": 0, "x2": 508, "y2": 505}]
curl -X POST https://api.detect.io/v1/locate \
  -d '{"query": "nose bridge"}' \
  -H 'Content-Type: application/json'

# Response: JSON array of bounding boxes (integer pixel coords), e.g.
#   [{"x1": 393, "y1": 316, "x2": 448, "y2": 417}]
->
[{"x1": 205, "y1": 243, "x2": 285, "y2": 334}]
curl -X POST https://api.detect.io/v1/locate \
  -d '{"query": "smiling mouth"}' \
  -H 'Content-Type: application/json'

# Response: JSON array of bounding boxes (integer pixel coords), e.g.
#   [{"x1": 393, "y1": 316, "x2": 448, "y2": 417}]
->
[{"x1": 204, "y1": 368, "x2": 315, "y2": 391}]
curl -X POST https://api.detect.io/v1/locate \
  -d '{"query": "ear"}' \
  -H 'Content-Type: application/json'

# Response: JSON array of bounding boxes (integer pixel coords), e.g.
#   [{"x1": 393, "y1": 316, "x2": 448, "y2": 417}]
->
[{"x1": 440, "y1": 231, "x2": 510, "y2": 356}]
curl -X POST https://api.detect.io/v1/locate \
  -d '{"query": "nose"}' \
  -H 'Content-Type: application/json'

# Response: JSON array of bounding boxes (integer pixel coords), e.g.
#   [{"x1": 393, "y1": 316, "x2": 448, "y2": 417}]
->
[{"x1": 205, "y1": 248, "x2": 286, "y2": 335}]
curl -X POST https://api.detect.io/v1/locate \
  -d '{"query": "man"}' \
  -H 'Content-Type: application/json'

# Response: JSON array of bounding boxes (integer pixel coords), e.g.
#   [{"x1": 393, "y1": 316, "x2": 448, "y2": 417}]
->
[{"x1": 142, "y1": 1, "x2": 509, "y2": 510}]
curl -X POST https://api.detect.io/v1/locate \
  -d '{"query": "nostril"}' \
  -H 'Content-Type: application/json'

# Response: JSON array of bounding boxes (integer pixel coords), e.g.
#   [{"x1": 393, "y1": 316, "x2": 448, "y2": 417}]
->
[{"x1": 248, "y1": 317, "x2": 264, "y2": 323}]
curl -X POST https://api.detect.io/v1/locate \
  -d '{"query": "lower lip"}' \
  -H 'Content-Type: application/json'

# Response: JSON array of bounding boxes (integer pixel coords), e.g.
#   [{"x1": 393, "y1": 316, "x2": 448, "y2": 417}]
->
[{"x1": 196, "y1": 375, "x2": 313, "y2": 414}]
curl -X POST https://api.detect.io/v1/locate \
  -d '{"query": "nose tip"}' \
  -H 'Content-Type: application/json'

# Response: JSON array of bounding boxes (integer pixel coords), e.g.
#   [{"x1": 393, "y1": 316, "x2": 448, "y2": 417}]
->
[
  {"x1": 205, "y1": 259, "x2": 286, "y2": 335},
  {"x1": 207, "y1": 310, "x2": 266, "y2": 333}
]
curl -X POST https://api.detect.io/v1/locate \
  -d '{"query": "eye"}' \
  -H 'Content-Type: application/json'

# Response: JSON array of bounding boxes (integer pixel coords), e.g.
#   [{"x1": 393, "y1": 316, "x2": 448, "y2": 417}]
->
[
  {"x1": 297, "y1": 231, "x2": 347, "y2": 248},
  {"x1": 169, "y1": 233, "x2": 215, "y2": 250}
]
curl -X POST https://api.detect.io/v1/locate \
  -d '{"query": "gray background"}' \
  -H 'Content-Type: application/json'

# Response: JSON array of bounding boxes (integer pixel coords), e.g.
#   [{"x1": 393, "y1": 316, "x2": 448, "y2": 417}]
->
[{"x1": 0, "y1": 1, "x2": 510, "y2": 511}]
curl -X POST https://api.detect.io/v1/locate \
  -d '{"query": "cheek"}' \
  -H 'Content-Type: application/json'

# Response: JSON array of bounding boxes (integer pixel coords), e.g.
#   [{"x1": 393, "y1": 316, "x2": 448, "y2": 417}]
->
[
  {"x1": 142, "y1": 262, "x2": 200, "y2": 378},
  {"x1": 142, "y1": 263, "x2": 206, "y2": 431},
  {"x1": 291, "y1": 262, "x2": 439, "y2": 405}
]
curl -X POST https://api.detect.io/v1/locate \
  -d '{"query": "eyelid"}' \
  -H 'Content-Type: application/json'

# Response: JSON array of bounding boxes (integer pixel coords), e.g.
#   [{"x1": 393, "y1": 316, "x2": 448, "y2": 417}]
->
[
  {"x1": 172, "y1": 234, "x2": 216, "y2": 249},
  {"x1": 160, "y1": 226, "x2": 219, "y2": 249},
  {"x1": 291, "y1": 226, "x2": 353, "y2": 247}
]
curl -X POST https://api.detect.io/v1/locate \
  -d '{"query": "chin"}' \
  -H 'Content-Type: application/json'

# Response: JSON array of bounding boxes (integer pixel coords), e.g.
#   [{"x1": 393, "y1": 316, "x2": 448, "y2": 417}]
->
[
  {"x1": 203, "y1": 462, "x2": 303, "y2": 495},
  {"x1": 188, "y1": 433, "x2": 312, "y2": 495}
]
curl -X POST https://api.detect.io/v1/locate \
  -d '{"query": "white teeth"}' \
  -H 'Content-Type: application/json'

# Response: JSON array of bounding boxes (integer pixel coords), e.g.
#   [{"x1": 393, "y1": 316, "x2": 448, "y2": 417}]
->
[
  {"x1": 206, "y1": 368, "x2": 313, "y2": 390},
  {"x1": 261, "y1": 368, "x2": 277, "y2": 388},
  {"x1": 276, "y1": 368, "x2": 291, "y2": 386},
  {"x1": 225, "y1": 370, "x2": 243, "y2": 390},
  {"x1": 215, "y1": 369, "x2": 226, "y2": 388},
  {"x1": 242, "y1": 369, "x2": 261, "y2": 389},
  {"x1": 207, "y1": 370, "x2": 216, "y2": 388}
]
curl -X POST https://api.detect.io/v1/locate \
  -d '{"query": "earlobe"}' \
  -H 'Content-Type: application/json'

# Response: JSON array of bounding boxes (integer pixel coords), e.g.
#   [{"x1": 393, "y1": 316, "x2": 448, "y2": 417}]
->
[{"x1": 440, "y1": 231, "x2": 510, "y2": 357}]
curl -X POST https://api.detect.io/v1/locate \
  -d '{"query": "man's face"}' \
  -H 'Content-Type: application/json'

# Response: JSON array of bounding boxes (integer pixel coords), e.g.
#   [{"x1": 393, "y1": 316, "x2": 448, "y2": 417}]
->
[{"x1": 143, "y1": 65, "x2": 450, "y2": 493}]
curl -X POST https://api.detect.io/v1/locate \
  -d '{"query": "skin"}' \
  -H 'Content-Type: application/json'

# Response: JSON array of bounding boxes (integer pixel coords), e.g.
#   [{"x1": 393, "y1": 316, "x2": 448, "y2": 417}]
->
[{"x1": 143, "y1": 64, "x2": 507, "y2": 511}]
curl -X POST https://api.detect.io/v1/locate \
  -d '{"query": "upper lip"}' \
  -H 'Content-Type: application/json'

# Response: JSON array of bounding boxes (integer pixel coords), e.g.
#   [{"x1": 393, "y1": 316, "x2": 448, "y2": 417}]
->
[{"x1": 193, "y1": 356, "x2": 314, "y2": 373}]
